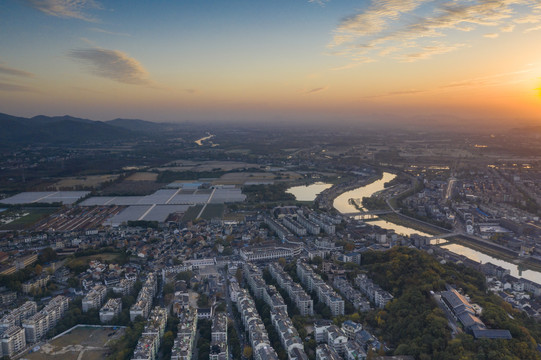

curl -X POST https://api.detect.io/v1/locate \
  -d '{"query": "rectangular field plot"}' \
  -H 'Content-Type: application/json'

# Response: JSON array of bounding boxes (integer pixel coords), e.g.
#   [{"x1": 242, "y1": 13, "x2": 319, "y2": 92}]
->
[
  {"x1": 142, "y1": 205, "x2": 190, "y2": 222},
  {"x1": 80, "y1": 197, "x2": 118, "y2": 206},
  {"x1": 168, "y1": 193, "x2": 211, "y2": 204},
  {"x1": 200, "y1": 204, "x2": 225, "y2": 219},
  {"x1": 210, "y1": 188, "x2": 246, "y2": 203},
  {"x1": 80, "y1": 196, "x2": 144, "y2": 206},
  {"x1": 0, "y1": 208, "x2": 56, "y2": 231},
  {"x1": 138, "y1": 189, "x2": 179, "y2": 204},
  {"x1": 0, "y1": 191, "x2": 89, "y2": 205},
  {"x1": 108, "y1": 205, "x2": 152, "y2": 225}
]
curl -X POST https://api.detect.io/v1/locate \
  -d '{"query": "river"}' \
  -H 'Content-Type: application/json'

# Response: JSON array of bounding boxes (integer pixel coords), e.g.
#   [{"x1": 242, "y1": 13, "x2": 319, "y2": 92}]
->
[
  {"x1": 194, "y1": 133, "x2": 215, "y2": 146},
  {"x1": 286, "y1": 182, "x2": 333, "y2": 202},
  {"x1": 331, "y1": 172, "x2": 541, "y2": 283}
]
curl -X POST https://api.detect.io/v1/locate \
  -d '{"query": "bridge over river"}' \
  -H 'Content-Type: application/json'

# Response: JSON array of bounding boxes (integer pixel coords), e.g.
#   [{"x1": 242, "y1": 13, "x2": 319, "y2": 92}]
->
[{"x1": 342, "y1": 210, "x2": 395, "y2": 217}]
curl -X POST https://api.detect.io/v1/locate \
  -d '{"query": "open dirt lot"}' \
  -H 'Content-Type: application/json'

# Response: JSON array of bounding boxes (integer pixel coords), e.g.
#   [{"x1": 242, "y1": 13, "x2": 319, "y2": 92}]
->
[{"x1": 23, "y1": 326, "x2": 124, "y2": 360}]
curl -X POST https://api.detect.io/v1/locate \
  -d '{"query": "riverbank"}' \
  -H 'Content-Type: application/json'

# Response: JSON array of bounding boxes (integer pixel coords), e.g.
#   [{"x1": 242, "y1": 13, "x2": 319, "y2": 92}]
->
[
  {"x1": 379, "y1": 213, "x2": 541, "y2": 273},
  {"x1": 332, "y1": 171, "x2": 541, "y2": 279},
  {"x1": 376, "y1": 213, "x2": 443, "y2": 236},
  {"x1": 317, "y1": 173, "x2": 383, "y2": 211},
  {"x1": 446, "y1": 235, "x2": 541, "y2": 273}
]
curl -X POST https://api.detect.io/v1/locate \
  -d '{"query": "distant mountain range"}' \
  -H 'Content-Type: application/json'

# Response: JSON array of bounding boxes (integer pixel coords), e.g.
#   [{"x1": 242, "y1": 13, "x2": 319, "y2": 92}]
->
[{"x1": 0, "y1": 113, "x2": 174, "y2": 145}]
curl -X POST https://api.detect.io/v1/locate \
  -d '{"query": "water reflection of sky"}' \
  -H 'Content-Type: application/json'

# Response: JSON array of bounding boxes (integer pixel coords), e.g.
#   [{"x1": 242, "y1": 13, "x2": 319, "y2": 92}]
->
[
  {"x1": 333, "y1": 173, "x2": 396, "y2": 213},
  {"x1": 286, "y1": 182, "x2": 332, "y2": 202}
]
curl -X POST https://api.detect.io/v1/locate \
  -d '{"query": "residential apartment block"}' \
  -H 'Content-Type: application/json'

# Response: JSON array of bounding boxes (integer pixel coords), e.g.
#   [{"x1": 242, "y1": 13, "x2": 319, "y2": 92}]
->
[
  {"x1": 132, "y1": 307, "x2": 168, "y2": 360},
  {"x1": 22, "y1": 274, "x2": 51, "y2": 294},
  {"x1": 314, "y1": 323, "x2": 348, "y2": 357},
  {"x1": 210, "y1": 312, "x2": 228, "y2": 360},
  {"x1": 236, "y1": 289, "x2": 279, "y2": 360},
  {"x1": 270, "y1": 308, "x2": 308, "y2": 360},
  {"x1": 297, "y1": 262, "x2": 344, "y2": 316},
  {"x1": 333, "y1": 277, "x2": 370, "y2": 312},
  {"x1": 0, "y1": 325, "x2": 26, "y2": 357},
  {"x1": 0, "y1": 301, "x2": 37, "y2": 330},
  {"x1": 268, "y1": 263, "x2": 313, "y2": 316},
  {"x1": 22, "y1": 296, "x2": 69, "y2": 343},
  {"x1": 171, "y1": 307, "x2": 197, "y2": 360},
  {"x1": 82, "y1": 284, "x2": 107, "y2": 312},
  {"x1": 100, "y1": 298, "x2": 122, "y2": 323},
  {"x1": 112, "y1": 278, "x2": 135, "y2": 296},
  {"x1": 130, "y1": 273, "x2": 157, "y2": 321},
  {"x1": 355, "y1": 274, "x2": 393, "y2": 309}
]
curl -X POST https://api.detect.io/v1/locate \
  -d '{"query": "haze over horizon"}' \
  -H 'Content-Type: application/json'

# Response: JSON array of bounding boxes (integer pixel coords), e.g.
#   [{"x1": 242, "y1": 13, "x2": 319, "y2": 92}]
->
[{"x1": 1, "y1": 0, "x2": 541, "y2": 126}]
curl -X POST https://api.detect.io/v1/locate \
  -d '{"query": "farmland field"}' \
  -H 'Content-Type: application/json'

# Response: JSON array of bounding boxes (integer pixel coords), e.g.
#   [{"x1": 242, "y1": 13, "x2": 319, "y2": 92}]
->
[
  {"x1": 200, "y1": 204, "x2": 225, "y2": 219},
  {"x1": 53, "y1": 175, "x2": 119, "y2": 189},
  {"x1": 125, "y1": 172, "x2": 158, "y2": 181},
  {"x1": 0, "y1": 208, "x2": 56, "y2": 231}
]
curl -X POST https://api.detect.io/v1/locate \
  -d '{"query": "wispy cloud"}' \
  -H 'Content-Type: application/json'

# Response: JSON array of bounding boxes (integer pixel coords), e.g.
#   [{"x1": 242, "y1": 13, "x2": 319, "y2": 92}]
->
[
  {"x1": 331, "y1": 63, "x2": 362, "y2": 71},
  {"x1": 89, "y1": 27, "x2": 130, "y2": 36},
  {"x1": 330, "y1": 0, "x2": 429, "y2": 47},
  {"x1": 79, "y1": 37, "x2": 98, "y2": 46},
  {"x1": 514, "y1": 14, "x2": 541, "y2": 24},
  {"x1": 308, "y1": 0, "x2": 329, "y2": 6},
  {"x1": 483, "y1": 33, "x2": 499, "y2": 38},
  {"x1": 400, "y1": 43, "x2": 464, "y2": 62},
  {"x1": 0, "y1": 64, "x2": 34, "y2": 78},
  {"x1": 364, "y1": 89, "x2": 426, "y2": 99},
  {"x1": 68, "y1": 48, "x2": 151, "y2": 85},
  {"x1": 0, "y1": 81, "x2": 34, "y2": 92},
  {"x1": 305, "y1": 86, "x2": 327, "y2": 94},
  {"x1": 440, "y1": 69, "x2": 532, "y2": 89},
  {"x1": 501, "y1": 24, "x2": 515, "y2": 32},
  {"x1": 328, "y1": 0, "x2": 541, "y2": 66},
  {"x1": 525, "y1": 24, "x2": 541, "y2": 33},
  {"x1": 25, "y1": 0, "x2": 101, "y2": 22}
]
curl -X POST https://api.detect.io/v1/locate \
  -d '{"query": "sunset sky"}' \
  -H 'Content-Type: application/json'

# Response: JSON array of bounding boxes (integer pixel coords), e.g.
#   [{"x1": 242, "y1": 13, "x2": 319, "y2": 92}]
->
[{"x1": 1, "y1": 0, "x2": 541, "y2": 125}]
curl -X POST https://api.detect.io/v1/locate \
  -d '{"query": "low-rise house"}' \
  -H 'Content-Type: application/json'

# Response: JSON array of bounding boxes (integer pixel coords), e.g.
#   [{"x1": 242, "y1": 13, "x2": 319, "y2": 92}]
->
[{"x1": 316, "y1": 344, "x2": 342, "y2": 360}]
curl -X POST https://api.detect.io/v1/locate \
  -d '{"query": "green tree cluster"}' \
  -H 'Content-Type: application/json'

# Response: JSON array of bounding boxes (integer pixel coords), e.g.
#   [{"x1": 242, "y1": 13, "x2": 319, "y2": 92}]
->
[
  {"x1": 107, "y1": 318, "x2": 146, "y2": 360},
  {"x1": 361, "y1": 247, "x2": 541, "y2": 360},
  {"x1": 197, "y1": 319, "x2": 212, "y2": 360},
  {"x1": 242, "y1": 183, "x2": 295, "y2": 203},
  {"x1": 228, "y1": 321, "x2": 242, "y2": 359}
]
